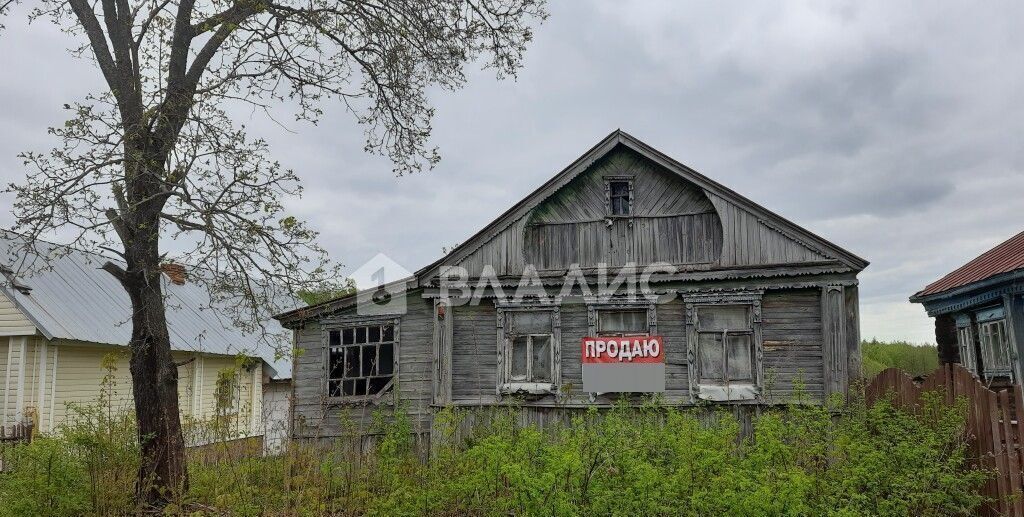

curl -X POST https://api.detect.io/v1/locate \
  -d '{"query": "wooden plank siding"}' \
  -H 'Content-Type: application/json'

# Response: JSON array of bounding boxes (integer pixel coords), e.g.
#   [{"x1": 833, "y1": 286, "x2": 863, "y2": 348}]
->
[
  {"x1": 291, "y1": 290, "x2": 435, "y2": 440},
  {"x1": 281, "y1": 134, "x2": 865, "y2": 443}
]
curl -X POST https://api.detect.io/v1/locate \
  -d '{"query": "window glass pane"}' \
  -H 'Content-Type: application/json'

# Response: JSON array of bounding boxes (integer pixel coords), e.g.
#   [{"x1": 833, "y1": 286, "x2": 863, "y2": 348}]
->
[
  {"x1": 368, "y1": 326, "x2": 381, "y2": 343},
  {"x1": 511, "y1": 336, "x2": 529, "y2": 381},
  {"x1": 698, "y1": 333, "x2": 724, "y2": 382},
  {"x1": 329, "y1": 330, "x2": 340, "y2": 348},
  {"x1": 361, "y1": 345, "x2": 376, "y2": 376},
  {"x1": 986, "y1": 321, "x2": 1010, "y2": 369},
  {"x1": 328, "y1": 380, "x2": 342, "y2": 398},
  {"x1": 512, "y1": 312, "x2": 551, "y2": 334},
  {"x1": 353, "y1": 378, "x2": 367, "y2": 396},
  {"x1": 382, "y1": 324, "x2": 394, "y2": 342},
  {"x1": 698, "y1": 306, "x2": 749, "y2": 331},
  {"x1": 342, "y1": 379, "x2": 356, "y2": 396},
  {"x1": 344, "y1": 346, "x2": 359, "y2": 378},
  {"x1": 368, "y1": 377, "x2": 390, "y2": 395},
  {"x1": 532, "y1": 335, "x2": 552, "y2": 382},
  {"x1": 726, "y1": 334, "x2": 753, "y2": 382},
  {"x1": 329, "y1": 348, "x2": 344, "y2": 379},
  {"x1": 598, "y1": 310, "x2": 647, "y2": 335},
  {"x1": 610, "y1": 181, "x2": 629, "y2": 197},
  {"x1": 378, "y1": 343, "x2": 394, "y2": 375},
  {"x1": 355, "y1": 327, "x2": 367, "y2": 344},
  {"x1": 342, "y1": 328, "x2": 354, "y2": 345}
]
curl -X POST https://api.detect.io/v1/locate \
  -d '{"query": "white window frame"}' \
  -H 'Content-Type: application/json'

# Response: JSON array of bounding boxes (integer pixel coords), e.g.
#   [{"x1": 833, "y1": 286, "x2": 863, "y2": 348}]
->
[
  {"x1": 684, "y1": 292, "x2": 763, "y2": 402},
  {"x1": 978, "y1": 317, "x2": 1013, "y2": 382},
  {"x1": 214, "y1": 368, "x2": 241, "y2": 416},
  {"x1": 496, "y1": 304, "x2": 561, "y2": 396},
  {"x1": 954, "y1": 313, "x2": 977, "y2": 375},
  {"x1": 322, "y1": 315, "x2": 401, "y2": 403}
]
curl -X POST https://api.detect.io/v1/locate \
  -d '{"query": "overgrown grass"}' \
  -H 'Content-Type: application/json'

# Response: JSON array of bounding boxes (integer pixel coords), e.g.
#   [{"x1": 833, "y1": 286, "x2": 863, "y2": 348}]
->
[
  {"x1": 862, "y1": 339, "x2": 940, "y2": 379},
  {"x1": 0, "y1": 393, "x2": 986, "y2": 516}
]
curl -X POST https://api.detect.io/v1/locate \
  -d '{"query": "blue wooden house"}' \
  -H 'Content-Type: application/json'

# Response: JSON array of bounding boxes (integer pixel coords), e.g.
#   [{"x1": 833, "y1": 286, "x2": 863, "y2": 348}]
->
[{"x1": 911, "y1": 230, "x2": 1024, "y2": 385}]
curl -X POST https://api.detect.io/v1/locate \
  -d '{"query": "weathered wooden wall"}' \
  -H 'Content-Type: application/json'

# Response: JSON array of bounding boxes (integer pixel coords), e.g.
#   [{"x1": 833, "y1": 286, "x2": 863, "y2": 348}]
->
[
  {"x1": 445, "y1": 288, "x2": 825, "y2": 406},
  {"x1": 444, "y1": 146, "x2": 838, "y2": 279},
  {"x1": 291, "y1": 290, "x2": 435, "y2": 440}
]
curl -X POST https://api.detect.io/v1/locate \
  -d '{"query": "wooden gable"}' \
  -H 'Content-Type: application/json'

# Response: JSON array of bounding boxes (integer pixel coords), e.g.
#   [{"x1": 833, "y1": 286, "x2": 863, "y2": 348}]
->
[{"x1": 420, "y1": 131, "x2": 865, "y2": 281}]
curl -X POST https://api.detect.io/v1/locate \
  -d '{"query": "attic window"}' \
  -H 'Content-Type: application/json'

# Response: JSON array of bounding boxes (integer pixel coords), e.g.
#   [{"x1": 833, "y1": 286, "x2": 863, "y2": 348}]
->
[{"x1": 607, "y1": 179, "x2": 632, "y2": 216}]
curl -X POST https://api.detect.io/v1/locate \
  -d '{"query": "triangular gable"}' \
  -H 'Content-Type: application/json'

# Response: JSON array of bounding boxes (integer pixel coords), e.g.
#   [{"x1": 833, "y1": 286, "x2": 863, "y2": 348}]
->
[{"x1": 417, "y1": 130, "x2": 867, "y2": 281}]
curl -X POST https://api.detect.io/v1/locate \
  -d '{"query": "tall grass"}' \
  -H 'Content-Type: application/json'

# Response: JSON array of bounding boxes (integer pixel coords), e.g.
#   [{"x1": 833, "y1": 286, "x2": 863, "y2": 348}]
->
[
  {"x1": 862, "y1": 339, "x2": 940, "y2": 379},
  {"x1": 0, "y1": 393, "x2": 986, "y2": 516}
]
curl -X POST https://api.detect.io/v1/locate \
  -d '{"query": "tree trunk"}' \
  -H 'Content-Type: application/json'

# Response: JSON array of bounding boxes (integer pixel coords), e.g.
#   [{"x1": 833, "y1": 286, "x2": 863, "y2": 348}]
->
[{"x1": 123, "y1": 237, "x2": 188, "y2": 507}]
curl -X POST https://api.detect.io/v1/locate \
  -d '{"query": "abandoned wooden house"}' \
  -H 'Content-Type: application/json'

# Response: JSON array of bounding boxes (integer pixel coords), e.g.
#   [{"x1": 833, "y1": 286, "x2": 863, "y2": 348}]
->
[
  {"x1": 910, "y1": 229, "x2": 1024, "y2": 386},
  {"x1": 274, "y1": 130, "x2": 868, "y2": 443}
]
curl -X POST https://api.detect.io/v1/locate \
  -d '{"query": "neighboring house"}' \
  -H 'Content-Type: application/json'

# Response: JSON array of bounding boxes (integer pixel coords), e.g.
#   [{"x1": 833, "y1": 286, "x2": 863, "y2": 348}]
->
[
  {"x1": 0, "y1": 233, "x2": 293, "y2": 449},
  {"x1": 910, "y1": 230, "x2": 1024, "y2": 386},
  {"x1": 275, "y1": 130, "x2": 869, "y2": 444}
]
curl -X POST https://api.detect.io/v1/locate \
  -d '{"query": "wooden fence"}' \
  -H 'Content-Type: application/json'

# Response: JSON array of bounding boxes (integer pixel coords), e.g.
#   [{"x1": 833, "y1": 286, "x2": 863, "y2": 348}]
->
[
  {"x1": 0, "y1": 422, "x2": 34, "y2": 472},
  {"x1": 867, "y1": 363, "x2": 1024, "y2": 516}
]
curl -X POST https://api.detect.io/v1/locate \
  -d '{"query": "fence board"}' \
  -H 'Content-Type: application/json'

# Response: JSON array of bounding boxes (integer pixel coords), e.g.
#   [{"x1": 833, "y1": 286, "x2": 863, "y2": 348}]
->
[{"x1": 867, "y1": 364, "x2": 1024, "y2": 516}]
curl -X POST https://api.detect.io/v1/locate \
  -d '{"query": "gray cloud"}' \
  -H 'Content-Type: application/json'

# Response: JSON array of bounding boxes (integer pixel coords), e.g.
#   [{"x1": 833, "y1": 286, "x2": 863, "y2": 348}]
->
[{"x1": 2, "y1": 0, "x2": 1023, "y2": 343}]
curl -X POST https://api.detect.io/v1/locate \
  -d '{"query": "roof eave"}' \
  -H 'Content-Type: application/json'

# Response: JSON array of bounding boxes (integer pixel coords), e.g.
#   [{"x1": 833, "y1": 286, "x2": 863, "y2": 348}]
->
[{"x1": 910, "y1": 268, "x2": 1024, "y2": 305}]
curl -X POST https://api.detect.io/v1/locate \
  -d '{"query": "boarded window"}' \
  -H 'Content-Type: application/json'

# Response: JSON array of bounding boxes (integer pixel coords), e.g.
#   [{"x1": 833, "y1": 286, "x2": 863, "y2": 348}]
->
[
  {"x1": 505, "y1": 310, "x2": 555, "y2": 385},
  {"x1": 696, "y1": 305, "x2": 754, "y2": 385},
  {"x1": 597, "y1": 309, "x2": 648, "y2": 336},
  {"x1": 327, "y1": 322, "x2": 397, "y2": 398}
]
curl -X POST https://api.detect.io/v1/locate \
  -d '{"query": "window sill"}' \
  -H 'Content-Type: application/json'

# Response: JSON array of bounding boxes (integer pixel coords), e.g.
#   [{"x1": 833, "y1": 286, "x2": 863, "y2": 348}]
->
[
  {"x1": 500, "y1": 382, "x2": 556, "y2": 396},
  {"x1": 696, "y1": 383, "x2": 759, "y2": 402},
  {"x1": 325, "y1": 390, "x2": 395, "y2": 406}
]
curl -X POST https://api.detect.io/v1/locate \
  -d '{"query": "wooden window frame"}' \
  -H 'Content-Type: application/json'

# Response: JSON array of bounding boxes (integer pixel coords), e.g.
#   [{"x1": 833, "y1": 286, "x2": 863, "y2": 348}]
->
[
  {"x1": 604, "y1": 176, "x2": 634, "y2": 217},
  {"x1": 587, "y1": 302, "x2": 657, "y2": 337},
  {"x1": 496, "y1": 303, "x2": 561, "y2": 396},
  {"x1": 978, "y1": 317, "x2": 1013, "y2": 382},
  {"x1": 683, "y1": 292, "x2": 763, "y2": 402},
  {"x1": 321, "y1": 315, "x2": 401, "y2": 404},
  {"x1": 214, "y1": 369, "x2": 241, "y2": 416},
  {"x1": 954, "y1": 313, "x2": 978, "y2": 375}
]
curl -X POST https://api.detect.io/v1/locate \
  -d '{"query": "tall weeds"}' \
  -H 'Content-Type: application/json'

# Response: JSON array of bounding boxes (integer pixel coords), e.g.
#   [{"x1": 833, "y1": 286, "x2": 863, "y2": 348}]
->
[{"x1": 0, "y1": 392, "x2": 986, "y2": 516}]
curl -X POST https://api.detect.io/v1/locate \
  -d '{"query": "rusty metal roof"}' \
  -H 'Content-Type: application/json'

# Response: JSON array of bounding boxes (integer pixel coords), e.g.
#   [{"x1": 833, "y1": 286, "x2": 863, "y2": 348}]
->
[{"x1": 914, "y1": 230, "x2": 1024, "y2": 298}]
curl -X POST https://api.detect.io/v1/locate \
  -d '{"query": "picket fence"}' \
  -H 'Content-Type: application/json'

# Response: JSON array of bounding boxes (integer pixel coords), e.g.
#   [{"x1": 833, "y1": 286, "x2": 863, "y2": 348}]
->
[{"x1": 867, "y1": 363, "x2": 1024, "y2": 516}]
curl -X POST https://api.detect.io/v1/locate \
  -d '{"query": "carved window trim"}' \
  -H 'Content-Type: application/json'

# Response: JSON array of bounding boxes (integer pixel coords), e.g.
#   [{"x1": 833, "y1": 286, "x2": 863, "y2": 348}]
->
[
  {"x1": 683, "y1": 291, "x2": 763, "y2": 402},
  {"x1": 586, "y1": 300, "x2": 658, "y2": 336},
  {"x1": 604, "y1": 176, "x2": 634, "y2": 217},
  {"x1": 495, "y1": 302, "x2": 562, "y2": 396},
  {"x1": 320, "y1": 314, "x2": 402, "y2": 404}
]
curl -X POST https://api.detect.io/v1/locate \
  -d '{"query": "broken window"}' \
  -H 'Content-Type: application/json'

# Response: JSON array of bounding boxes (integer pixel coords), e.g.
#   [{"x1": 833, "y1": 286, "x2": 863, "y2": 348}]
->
[
  {"x1": 696, "y1": 305, "x2": 755, "y2": 385},
  {"x1": 607, "y1": 179, "x2": 632, "y2": 216},
  {"x1": 503, "y1": 310, "x2": 556, "y2": 389},
  {"x1": 327, "y1": 322, "x2": 397, "y2": 398}
]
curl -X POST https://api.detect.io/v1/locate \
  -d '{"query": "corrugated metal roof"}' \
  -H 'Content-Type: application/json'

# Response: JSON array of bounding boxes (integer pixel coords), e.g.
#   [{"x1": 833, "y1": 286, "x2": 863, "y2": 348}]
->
[
  {"x1": 914, "y1": 230, "x2": 1024, "y2": 298},
  {"x1": 0, "y1": 234, "x2": 292, "y2": 379}
]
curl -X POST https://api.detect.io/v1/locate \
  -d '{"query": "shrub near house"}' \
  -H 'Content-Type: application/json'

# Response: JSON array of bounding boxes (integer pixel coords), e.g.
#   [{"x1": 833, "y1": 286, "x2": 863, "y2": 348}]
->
[{"x1": 0, "y1": 396, "x2": 986, "y2": 515}]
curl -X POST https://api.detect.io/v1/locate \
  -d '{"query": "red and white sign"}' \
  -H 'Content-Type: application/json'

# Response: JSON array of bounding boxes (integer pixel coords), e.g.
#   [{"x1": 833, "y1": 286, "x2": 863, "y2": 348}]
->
[{"x1": 581, "y1": 336, "x2": 664, "y2": 364}]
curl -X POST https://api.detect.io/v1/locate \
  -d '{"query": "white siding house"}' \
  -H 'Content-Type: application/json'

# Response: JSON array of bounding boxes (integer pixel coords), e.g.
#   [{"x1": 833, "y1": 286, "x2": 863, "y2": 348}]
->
[{"x1": 0, "y1": 233, "x2": 292, "y2": 449}]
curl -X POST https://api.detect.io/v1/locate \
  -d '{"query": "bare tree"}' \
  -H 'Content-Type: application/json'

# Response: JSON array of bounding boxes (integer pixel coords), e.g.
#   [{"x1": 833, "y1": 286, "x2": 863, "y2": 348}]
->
[{"x1": 1, "y1": 0, "x2": 545, "y2": 507}]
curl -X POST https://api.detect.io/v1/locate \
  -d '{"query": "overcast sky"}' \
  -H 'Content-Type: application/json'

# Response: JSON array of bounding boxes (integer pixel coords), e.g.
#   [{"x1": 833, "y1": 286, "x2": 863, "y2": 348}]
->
[{"x1": 2, "y1": 1, "x2": 1022, "y2": 343}]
